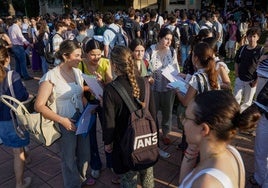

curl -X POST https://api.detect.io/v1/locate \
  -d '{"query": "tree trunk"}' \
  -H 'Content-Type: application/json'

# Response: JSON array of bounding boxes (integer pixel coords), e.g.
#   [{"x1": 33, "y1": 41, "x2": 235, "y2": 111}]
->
[
  {"x1": 8, "y1": 0, "x2": 15, "y2": 16},
  {"x1": 39, "y1": 0, "x2": 48, "y2": 16},
  {"x1": 63, "y1": 0, "x2": 72, "y2": 14}
]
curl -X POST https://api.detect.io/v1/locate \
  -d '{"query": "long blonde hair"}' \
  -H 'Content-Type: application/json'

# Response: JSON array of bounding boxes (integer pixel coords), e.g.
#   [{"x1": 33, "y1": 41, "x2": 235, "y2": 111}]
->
[{"x1": 110, "y1": 46, "x2": 140, "y2": 99}]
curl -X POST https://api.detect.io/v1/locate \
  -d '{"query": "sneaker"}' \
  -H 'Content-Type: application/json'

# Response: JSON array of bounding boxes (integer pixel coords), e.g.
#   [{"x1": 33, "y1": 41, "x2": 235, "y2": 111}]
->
[
  {"x1": 91, "y1": 169, "x2": 100, "y2": 179},
  {"x1": 16, "y1": 177, "x2": 32, "y2": 188},
  {"x1": 159, "y1": 149, "x2": 170, "y2": 158},
  {"x1": 82, "y1": 177, "x2": 95, "y2": 186}
]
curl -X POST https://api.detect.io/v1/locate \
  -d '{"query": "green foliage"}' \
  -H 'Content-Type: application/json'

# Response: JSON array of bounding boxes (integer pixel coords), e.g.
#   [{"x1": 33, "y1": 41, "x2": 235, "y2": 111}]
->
[{"x1": 227, "y1": 61, "x2": 236, "y2": 89}]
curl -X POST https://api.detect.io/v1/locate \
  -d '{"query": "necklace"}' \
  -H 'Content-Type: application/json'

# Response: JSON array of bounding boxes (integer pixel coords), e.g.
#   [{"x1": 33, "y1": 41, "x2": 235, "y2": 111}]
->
[{"x1": 60, "y1": 66, "x2": 76, "y2": 84}]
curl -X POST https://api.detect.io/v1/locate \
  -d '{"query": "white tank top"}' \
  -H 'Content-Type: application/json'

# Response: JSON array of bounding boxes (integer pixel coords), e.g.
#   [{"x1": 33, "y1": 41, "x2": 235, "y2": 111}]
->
[{"x1": 178, "y1": 145, "x2": 244, "y2": 188}]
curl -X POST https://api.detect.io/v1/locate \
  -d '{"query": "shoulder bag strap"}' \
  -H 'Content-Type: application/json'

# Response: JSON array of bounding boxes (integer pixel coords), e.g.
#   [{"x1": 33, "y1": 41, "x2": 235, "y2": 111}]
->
[
  {"x1": 7, "y1": 70, "x2": 15, "y2": 97},
  {"x1": 144, "y1": 78, "x2": 150, "y2": 111},
  {"x1": 111, "y1": 81, "x2": 137, "y2": 113}
]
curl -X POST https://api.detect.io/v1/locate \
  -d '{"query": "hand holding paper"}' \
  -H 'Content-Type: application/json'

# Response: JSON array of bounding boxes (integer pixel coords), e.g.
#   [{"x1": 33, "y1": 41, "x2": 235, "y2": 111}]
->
[{"x1": 82, "y1": 74, "x2": 103, "y2": 100}]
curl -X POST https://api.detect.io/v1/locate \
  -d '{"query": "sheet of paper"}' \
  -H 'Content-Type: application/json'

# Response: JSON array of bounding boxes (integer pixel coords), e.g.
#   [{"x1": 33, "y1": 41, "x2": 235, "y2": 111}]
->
[
  {"x1": 161, "y1": 64, "x2": 181, "y2": 82},
  {"x1": 253, "y1": 101, "x2": 268, "y2": 112},
  {"x1": 167, "y1": 80, "x2": 188, "y2": 94},
  {"x1": 76, "y1": 104, "x2": 98, "y2": 135},
  {"x1": 257, "y1": 69, "x2": 268, "y2": 78},
  {"x1": 82, "y1": 74, "x2": 103, "y2": 100}
]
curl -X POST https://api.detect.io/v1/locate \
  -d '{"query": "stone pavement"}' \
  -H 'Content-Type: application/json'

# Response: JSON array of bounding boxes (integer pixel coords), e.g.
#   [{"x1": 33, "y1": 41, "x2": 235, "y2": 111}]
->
[{"x1": 0, "y1": 67, "x2": 259, "y2": 188}]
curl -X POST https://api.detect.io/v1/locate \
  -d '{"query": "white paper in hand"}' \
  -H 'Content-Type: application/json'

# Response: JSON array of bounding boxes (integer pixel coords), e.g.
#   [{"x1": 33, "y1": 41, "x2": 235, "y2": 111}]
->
[
  {"x1": 167, "y1": 80, "x2": 188, "y2": 94},
  {"x1": 82, "y1": 74, "x2": 103, "y2": 100},
  {"x1": 161, "y1": 64, "x2": 181, "y2": 82}
]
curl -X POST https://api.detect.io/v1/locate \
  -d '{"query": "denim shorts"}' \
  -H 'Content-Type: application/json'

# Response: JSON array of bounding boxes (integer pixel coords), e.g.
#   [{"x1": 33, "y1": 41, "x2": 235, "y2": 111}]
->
[{"x1": 0, "y1": 120, "x2": 30, "y2": 148}]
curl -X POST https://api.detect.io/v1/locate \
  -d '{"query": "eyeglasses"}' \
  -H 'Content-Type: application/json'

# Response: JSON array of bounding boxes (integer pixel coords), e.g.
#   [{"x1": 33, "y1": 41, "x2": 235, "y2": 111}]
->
[{"x1": 180, "y1": 113, "x2": 198, "y2": 124}]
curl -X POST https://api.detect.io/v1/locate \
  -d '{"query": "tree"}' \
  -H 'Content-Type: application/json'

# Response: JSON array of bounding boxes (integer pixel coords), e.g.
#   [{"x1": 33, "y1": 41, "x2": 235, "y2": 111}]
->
[
  {"x1": 63, "y1": 0, "x2": 72, "y2": 14},
  {"x1": 8, "y1": 0, "x2": 15, "y2": 16},
  {"x1": 39, "y1": 0, "x2": 48, "y2": 16}
]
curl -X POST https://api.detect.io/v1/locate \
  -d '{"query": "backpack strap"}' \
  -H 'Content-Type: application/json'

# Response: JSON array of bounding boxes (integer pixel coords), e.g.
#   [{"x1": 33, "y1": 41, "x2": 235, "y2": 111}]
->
[
  {"x1": 111, "y1": 79, "x2": 150, "y2": 113},
  {"x1": 238, "y1": 45, "x2": 246, "y2": 59},
  {"x1": 107, "y1": 27, "x2": 116, "y2": 34},
  {"x1": 200, "y1": 73, "x2": 209, "y2": 92},
  {"x1": 196, "y1": 73, "x2": 208, "y2": 93},
  {"x1": 169, "y1": 46, "x2": 174, "y2": 58},
  {"x1": 81, "y1": 61, "x2": 85, "y2": 73},
  {"x1": 111, "y1": 81, "x2": 137, "y2": 113}
]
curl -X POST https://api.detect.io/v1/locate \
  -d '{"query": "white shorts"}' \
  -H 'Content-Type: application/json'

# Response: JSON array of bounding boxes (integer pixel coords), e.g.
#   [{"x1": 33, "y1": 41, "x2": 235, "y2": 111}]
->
[{"x1": 226, "y1": 40, "x2": 236, "y2": 49}]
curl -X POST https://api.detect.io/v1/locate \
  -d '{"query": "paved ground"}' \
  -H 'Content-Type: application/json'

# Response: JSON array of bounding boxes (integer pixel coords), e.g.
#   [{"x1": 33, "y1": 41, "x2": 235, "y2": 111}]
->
[{"x1": 0, "y1": 65, "x2": 259, "y2": 188}]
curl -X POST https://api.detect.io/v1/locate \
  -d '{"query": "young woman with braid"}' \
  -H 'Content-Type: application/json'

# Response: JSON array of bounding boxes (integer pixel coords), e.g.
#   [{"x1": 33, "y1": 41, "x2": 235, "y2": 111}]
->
[{"x1": 102, "y1": 45, "x2": 157, "y2": 187}]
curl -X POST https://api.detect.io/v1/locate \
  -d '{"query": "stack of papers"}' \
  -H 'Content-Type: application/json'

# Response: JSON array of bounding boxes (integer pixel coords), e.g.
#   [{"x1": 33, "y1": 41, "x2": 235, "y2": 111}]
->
[
  {"x1": 167, "y1": 80, "x2": 188, "y2": 94},
  {"x1": 161, "y1": 64, "x2": 188, "y2": 94},
  {"x1": 257, "y1": 59, "x2": 268, "y2": 78}
]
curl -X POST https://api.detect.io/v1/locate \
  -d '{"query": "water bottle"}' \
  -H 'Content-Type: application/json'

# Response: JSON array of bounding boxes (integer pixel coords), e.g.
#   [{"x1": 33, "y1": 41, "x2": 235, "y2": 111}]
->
[{"x1": 263, "y1": 157, "x2": 268, "y2": 188}]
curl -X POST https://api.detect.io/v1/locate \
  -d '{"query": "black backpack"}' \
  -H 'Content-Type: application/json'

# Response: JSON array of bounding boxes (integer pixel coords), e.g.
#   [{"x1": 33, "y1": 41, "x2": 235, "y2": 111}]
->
[
  {"x1": 44, "y1": 32, "x2": 63, "y2": 64},
  {"x1": 145, "y1": 21, "x2": 159, "y2": 48},
  {"x1": 34, "y1": 33, "x2": 46, "y2": 56},
  {"x1": 203, "y1": 23, "x2": 217, "y2": 39},
  {"x1": 107, "y1": 27, "x2": 128, "y2": 48},
  {"x1": 179, "y1": 22, "x2": 190, "y2": 45},
  {"x1": 73, "y1": 36, "x2": 90, "y2": 55},
  {"x1": 166, "y1": 26, "x2": 180, "y2": 49},
  {"x1": 111, "y1": 79, "x2": 159, "y2": 171},
  {"x1": 123, "y1": 18, "x2": 135, "y2": 43}
]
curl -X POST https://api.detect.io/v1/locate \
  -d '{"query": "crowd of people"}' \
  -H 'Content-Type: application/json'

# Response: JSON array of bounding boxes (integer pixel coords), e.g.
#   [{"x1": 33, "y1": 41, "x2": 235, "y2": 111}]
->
[{"x1": 0, "y1": 4, "x2": 268, "y2": 188}]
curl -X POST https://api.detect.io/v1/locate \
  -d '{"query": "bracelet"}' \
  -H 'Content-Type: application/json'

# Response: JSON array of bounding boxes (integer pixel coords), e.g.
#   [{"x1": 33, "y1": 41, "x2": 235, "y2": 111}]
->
[
  {"x1": 184, "y1": 154, "x2": 197, "y2": 162},
  {"x1": 184, "y1": 150, "x2": 199, "y2": 157}
]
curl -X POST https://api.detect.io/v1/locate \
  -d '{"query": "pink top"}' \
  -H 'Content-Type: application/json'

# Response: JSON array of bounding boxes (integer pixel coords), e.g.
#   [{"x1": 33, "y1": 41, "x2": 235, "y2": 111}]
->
[
  {"x1": 229, "y1": 24, "x2": 238, "y2": 41},
  {"x1": 8, "y1": 23, "x2": 29, "y2": 46}
]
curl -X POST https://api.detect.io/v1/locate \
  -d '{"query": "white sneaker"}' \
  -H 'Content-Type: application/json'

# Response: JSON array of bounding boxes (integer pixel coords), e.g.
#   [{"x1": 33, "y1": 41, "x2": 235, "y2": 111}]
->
[
  {"x1": 91, "y1": 169, "x2": 100, "y2": 179},
  {"x1": 159, "y1": 149, "x2": 170, "y2": 158}
]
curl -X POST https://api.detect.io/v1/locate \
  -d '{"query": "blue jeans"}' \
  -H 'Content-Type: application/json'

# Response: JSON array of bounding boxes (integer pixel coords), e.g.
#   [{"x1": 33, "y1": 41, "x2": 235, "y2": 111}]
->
[
  {"x1": 40, "y1": 56, "x2": 48, "y2": 74},
  {"x1": 12, "y1": 45, "x2": 30, "y2": 79},
  {"x1": 180, "y1": 44, "x2": 190, "y2": 67},
  {"x1": 59, "y1": 125, "x2": 90, "y2": 188},
  {"x1": 89, "y1": 105, "x2": 112, "y2": 170}
]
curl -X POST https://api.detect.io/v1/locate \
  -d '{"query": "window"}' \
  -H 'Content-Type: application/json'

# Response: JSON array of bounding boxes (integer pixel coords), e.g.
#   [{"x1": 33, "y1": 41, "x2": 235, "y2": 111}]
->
[
  {"x1": 103, "y1": 0, "x2": 126, "y2": 6},
  {"x1": 170, "y1": 0, "x2": 186, "y2": 5}
]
